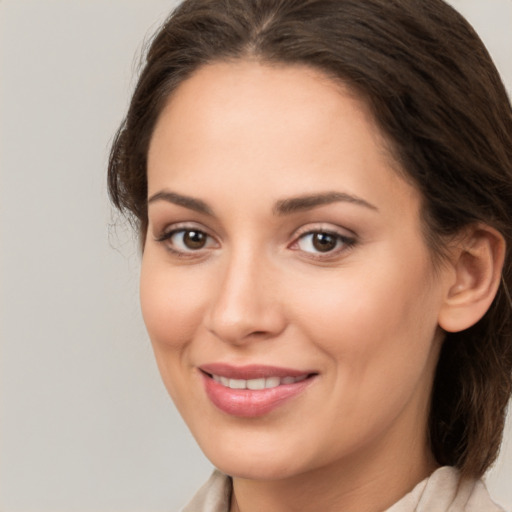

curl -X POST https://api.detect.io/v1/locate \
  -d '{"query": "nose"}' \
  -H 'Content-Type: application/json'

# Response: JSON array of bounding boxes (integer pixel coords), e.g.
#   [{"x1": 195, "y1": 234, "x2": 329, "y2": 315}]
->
[{"x1": 203, "y1": 249, "x2": 287, "y2": 345}]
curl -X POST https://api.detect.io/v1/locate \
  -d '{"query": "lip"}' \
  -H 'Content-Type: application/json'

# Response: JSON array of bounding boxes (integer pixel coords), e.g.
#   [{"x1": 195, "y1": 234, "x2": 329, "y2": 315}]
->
[
  {"x1": 200, "y1": 363, "x2": 313, "y2": 380},
  {"x1": 199, "y1": 363, "x2": 317, "y2": 418}
]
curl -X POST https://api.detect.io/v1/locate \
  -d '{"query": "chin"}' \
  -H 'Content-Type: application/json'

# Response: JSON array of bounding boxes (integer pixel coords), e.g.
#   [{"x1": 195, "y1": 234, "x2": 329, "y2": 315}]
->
[
  {"x1": 196, "y1": 430, "x2": 322, "y2": 481},
  {"x1": 192, "y1": 430, "x2": 292, "y2": 479},
  {"x1": 213, "y1": 455, "x2": 303, "y2": 481}
]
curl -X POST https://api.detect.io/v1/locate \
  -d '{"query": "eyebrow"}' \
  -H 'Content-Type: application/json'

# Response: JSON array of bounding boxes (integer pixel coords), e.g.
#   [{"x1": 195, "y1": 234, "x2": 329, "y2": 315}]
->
[
  {"x1": 273, "y1": 191, "x2": 378, "y2": 215},
  {"x1": 147, "y1": 190, "x2": 214, "y2": 216},
  {"x1": 147, "y1": 189, "x2": 377, "y2": 217}
]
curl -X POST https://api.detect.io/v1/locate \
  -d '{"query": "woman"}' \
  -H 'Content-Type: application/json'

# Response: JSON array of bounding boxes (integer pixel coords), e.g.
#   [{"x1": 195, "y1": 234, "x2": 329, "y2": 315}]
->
[{"x1": 108, "y1": 0, "x2": 512, "y2": 510}]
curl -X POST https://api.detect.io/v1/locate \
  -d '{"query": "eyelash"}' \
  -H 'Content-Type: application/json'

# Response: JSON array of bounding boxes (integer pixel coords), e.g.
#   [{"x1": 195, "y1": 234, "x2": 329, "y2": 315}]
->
[
  {"x1": 290, "y1": 229, "x2": 357, "y2": 259},
  {"x1": 154, "y1": 225, "x2": 357, "y2": 260},
  {"x1": 154, "y1": 225, "x2": 218, "y2": 258}
]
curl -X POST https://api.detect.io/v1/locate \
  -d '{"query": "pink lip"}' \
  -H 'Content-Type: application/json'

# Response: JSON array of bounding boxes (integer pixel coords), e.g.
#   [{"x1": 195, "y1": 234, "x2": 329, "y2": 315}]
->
[
  {"x1": 200, "y1": 363, "x2": 312, "y2": 380},
  {"x1": 199, "y1": 363, "x2": 317, "y2": 418}
]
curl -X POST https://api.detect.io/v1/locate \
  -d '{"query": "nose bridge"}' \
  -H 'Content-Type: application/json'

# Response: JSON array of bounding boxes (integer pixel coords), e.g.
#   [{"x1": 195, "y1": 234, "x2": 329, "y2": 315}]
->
[{"x1": 205, "y1": 243, "x2": 283, "y2": 344}]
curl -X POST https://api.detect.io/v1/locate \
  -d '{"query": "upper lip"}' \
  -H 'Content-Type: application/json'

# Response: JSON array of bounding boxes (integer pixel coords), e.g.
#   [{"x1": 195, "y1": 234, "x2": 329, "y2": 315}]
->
[{"x1": 199, "y1": 363, "x2": 316, "y2": 380}]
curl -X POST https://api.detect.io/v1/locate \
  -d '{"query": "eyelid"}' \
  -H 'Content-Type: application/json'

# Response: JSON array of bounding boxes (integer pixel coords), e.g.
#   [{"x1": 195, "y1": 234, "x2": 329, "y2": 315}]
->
[
  {"x1": 154, "y1": 220, "x2": 213, "y2": 238},
  {"x1": 292, "y1": 222, "x2": 355, "y2": 239}
]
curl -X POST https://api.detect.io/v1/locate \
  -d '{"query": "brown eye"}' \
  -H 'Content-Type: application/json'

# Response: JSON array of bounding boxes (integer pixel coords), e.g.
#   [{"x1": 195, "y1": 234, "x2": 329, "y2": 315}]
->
[
  {"x1": 183, "y1": 230, "x2": 207, "y2": 249},
  {"x1": 312, "y1": 233, "x2": 337, "y2": 252},
  {"x1": 157, "y1": 228, "x2": 217, "y2": 254},
  {"x1": 295, "y1": 230, "x2": 355, "y2": 256}
]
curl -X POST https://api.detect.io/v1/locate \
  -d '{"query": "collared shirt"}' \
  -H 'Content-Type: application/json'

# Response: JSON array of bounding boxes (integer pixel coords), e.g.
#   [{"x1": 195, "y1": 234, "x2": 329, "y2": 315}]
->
[{"x1": 181, "y1": 466, "x2": 506, "y2": 512}]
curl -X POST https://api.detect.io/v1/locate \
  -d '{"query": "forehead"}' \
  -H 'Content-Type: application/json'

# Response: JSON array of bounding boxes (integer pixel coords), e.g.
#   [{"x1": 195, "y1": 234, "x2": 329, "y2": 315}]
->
[
  {"x1": 147, "y1": 60, "x2": 417, "y2": 219},
  {"x1": 150, "y1": 60, "x2": 386, "y2": 153}
]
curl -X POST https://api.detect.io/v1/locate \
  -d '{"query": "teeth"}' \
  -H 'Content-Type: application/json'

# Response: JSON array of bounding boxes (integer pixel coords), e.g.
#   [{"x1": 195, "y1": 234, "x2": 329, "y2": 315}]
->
[
  {"x1": 229, "y1": 379, "x2": 246, "y2": 389},
  {"x1": 265, "y1": 376, "x2": 280, "y2": 388},
  {"x1": 247, "y1": 378, "x2": 266, "y2": 390},
  {"x1": 212, "y1": 374, "x2": 308, "y2": 389}
]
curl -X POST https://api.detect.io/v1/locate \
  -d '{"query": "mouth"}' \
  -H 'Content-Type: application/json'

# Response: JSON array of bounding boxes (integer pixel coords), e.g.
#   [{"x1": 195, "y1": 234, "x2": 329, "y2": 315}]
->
[
  {"x1": 199, "y1": 364, "x2": 318, "y2": 417},
  {"x1": 206, "y1": 373, "x2": 309, "y2": 390}
]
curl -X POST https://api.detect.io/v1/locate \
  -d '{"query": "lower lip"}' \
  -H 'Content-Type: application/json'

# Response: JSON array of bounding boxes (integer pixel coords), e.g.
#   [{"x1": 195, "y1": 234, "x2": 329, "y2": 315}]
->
[{"x1": 201, "y1": 373, "x2": 315, "y2": 418}]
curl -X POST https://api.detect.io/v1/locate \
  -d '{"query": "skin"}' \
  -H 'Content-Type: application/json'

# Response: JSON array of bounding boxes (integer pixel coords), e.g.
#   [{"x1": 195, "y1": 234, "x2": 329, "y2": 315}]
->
[{"x1": 141, "y1": 61, "x2": 457, "y2": 512}]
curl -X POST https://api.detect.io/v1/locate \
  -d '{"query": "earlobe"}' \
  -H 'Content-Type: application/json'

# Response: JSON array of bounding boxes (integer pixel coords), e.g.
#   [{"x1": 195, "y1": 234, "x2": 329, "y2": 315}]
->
[{"x1": 438, "y1": 224, "x2": 506, "y2": 333}]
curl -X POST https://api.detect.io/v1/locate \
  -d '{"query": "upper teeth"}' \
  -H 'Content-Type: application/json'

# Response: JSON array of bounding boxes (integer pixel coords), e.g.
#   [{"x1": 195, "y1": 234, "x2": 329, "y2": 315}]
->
[{"x1": 211, "y1": 374, "x2": 307, "y2": 390}]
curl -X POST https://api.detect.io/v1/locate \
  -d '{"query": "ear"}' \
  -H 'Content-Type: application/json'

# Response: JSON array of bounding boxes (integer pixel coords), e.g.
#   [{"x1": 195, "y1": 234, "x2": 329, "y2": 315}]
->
[{"x1": 438, "y1": 224, "x2": 506, "y2": 333}]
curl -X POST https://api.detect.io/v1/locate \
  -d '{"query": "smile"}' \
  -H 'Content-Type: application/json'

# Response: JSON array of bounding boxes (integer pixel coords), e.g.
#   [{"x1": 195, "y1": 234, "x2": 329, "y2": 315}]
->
[
  {"x1": 210, "y1": 374, "x2": 309, "y2": 390},
  {"x1": 199, "y1": 364, "x2": 317, "y2": 417}
]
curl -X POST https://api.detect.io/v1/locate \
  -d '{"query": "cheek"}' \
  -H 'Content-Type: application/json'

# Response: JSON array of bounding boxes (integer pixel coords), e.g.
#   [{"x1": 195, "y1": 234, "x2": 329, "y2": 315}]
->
[
  {"x1": 291, "y1": 250, "x2": 441, "y2": 388},
  {"x1": 139, "y1": 256, "x2": 207, "y2": 353},
  {"x1": 288, "y1": 263, "x2": 441, "y2": 453},
  {"x1": 139, "y1": 256, "x2": 213, "y2": 413}
]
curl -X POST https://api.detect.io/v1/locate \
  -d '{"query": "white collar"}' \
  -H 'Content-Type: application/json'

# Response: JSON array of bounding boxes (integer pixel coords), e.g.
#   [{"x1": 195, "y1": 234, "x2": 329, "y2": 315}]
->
[{"x1": 182, "y1": 466, "x2": 505, "y2": 512}]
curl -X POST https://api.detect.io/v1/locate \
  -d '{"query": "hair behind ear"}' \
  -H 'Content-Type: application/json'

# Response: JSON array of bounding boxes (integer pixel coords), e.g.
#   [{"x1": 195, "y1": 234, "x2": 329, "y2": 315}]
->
[{"x1": 430, "y1": 224, "x2": 510, "y2": 476}]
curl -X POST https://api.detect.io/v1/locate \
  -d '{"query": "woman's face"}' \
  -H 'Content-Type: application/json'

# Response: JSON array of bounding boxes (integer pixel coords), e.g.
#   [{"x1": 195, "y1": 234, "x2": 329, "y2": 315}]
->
[{"x1": 141, "y1": 61, "x2": 449, "y2": 480}]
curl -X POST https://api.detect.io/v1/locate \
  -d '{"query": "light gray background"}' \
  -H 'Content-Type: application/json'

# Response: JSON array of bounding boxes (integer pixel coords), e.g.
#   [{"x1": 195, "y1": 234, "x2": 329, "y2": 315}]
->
[{"x1": 1, "y1": 1, "x2": 511, "y2": 510}]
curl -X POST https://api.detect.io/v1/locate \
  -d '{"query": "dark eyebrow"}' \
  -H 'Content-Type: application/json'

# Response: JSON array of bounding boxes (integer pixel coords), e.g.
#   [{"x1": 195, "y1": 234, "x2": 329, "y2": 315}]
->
[
  {"x1": 147, "y1": 190, "x2": 214, "y2": 216},
  {"x1": 274, "y1": 191, "x2": 378, "y2": 215}
]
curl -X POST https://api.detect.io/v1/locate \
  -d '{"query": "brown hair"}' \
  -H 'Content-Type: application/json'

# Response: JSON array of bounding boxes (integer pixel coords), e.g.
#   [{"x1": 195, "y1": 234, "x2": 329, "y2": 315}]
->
[{"x1": 108, "y1": 0, "x2": 512, "y2": 477}]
